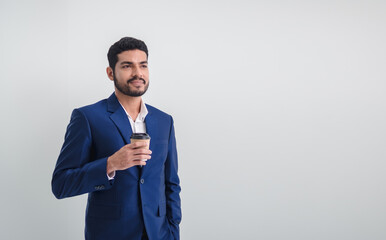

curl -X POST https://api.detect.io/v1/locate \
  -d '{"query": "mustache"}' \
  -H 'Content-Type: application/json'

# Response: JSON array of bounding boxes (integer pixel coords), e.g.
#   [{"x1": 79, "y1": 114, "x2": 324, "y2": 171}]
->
[{"x1": 127, "y1": 76, "x2": 146, "y2": 84}]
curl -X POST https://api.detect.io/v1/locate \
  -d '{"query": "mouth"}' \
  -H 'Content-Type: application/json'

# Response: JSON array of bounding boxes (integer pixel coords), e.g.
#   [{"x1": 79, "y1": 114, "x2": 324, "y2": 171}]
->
[{"x1": 129, "y1": 80, "x2": 145, "y2": 85}]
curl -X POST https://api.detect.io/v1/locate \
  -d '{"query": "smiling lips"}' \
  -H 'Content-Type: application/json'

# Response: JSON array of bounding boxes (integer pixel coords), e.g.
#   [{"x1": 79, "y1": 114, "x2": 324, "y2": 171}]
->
[{"x1": 130, "y1": 80, "x2": 145, "y2": 85}]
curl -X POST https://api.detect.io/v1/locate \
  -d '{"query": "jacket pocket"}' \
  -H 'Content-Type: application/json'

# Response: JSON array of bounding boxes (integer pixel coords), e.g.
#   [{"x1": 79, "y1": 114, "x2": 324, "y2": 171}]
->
[
  {"x1": 87, "y1": 202, "x2": 121, "y2": 219},
  {"x1": 158, "y1": 201, "x2": 167, "y2": 217}
]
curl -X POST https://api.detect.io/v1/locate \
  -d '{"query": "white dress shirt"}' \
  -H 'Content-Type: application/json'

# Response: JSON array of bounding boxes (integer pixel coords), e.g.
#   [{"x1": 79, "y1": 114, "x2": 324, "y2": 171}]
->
[
  {"x1": 119, "y1": 99, "x2": 148, "y2": 134},
  {"x1": 107, "y1": 99, "x2": 148, "y2": 180}
]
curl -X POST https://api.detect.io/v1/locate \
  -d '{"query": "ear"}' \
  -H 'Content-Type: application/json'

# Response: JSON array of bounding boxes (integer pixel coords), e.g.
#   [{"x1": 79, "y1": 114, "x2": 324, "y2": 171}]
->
[{"x1": 106, "y1": 67, "x2": 114, "y2": 81}]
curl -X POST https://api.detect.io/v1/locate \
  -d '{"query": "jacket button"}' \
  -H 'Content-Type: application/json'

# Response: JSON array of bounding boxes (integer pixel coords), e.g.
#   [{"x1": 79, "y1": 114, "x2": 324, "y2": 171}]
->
[
  {"x1": 94, "y1": 185, "x2": 105, "y2": 190},
  {"x1": 140, "y1": 179, "x2": 145, "y2": 184}
]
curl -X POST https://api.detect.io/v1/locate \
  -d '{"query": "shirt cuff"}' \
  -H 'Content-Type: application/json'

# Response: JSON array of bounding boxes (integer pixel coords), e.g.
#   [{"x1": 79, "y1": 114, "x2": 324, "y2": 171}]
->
[{"x1": 107, "y1": 171, "x2": 116, "y2": 180}]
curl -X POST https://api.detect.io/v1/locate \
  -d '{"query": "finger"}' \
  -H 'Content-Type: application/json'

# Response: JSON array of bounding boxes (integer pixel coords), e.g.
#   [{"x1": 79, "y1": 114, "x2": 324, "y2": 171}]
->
[
  {"x1": 131, "y1": 154, "x2": 152, "y2": 161},
  {"x1": 129, "y1": 141, "x2": 149, "y2": 149},
  {"x1": 132, "y1": 159, "x2": 147, "y2": 166},
  {"x1": 133, "y1": 148, "x2": 152, "y2": 155}
]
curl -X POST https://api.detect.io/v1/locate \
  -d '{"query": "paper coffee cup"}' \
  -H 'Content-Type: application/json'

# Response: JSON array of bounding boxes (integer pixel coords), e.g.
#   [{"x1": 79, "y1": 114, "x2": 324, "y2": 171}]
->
[{"x1": 130, "y1": 133, "x2": 151, "y2": 162}]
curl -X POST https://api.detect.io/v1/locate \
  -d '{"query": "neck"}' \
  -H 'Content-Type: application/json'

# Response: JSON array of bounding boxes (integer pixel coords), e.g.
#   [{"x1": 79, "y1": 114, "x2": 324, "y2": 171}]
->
[{"x1": 114, "y1": 89, "x2": 142, "y2": 115}]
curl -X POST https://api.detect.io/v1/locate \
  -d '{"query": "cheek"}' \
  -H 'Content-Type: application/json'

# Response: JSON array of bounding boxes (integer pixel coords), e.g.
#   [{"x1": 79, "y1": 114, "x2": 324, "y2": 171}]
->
[{"x1": 116, "y1": 71, "x2": 131, "y2": 80}]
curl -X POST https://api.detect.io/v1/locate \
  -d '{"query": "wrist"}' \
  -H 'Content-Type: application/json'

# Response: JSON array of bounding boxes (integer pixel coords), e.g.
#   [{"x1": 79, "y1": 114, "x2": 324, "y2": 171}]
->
[{"x1": 106, "y1": 157, "x2": 115, "y2": 175}]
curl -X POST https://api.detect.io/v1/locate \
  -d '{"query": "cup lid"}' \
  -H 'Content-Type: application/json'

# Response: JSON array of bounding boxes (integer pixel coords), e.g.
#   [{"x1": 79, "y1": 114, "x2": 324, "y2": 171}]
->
[{"x1": 130, "y1": 133, "x2": 151, "y2": 140}]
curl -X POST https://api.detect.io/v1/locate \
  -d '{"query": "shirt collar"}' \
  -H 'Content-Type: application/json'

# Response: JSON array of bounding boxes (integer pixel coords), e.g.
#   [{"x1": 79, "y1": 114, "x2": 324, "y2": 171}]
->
[{"x1": 118, "y1": 99, "x2": 148, "y2": 122}]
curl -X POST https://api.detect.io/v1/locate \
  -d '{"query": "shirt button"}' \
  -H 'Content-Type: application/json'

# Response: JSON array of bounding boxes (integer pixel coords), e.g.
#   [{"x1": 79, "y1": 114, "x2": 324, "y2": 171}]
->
[{"x1": 140, "y1": 179, "x2": 145, "y2": 184}]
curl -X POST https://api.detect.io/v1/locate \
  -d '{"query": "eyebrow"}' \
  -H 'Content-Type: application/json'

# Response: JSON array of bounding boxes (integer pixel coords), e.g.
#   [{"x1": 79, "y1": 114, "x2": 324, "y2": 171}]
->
[{"x1": 120, "y1": 61, "x2": 148, "y2": 65}]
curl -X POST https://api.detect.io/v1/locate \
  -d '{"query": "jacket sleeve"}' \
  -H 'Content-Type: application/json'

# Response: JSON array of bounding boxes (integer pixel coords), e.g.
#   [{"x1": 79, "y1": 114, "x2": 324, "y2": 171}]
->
[
  {"x1": 165, "y1": 116, "x2": 182, "y2": 239},
  {"x1": 51, "y1": 108, "x2": 113, "y2": 199}
]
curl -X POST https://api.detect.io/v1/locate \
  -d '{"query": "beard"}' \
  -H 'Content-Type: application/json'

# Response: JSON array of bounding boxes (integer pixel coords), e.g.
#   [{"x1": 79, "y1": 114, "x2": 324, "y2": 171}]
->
[{"x1": 114, "y1": 75, "x2": 149, "y2": 97}]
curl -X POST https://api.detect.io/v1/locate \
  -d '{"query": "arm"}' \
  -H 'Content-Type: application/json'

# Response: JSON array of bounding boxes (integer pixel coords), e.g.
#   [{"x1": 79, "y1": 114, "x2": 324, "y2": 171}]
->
[
  {"x1": 165, "y1": 116, "x2": 182, "y2": 239},
  {"x1": 51, "y1": 109, "x2": 113, "y2": 199}
]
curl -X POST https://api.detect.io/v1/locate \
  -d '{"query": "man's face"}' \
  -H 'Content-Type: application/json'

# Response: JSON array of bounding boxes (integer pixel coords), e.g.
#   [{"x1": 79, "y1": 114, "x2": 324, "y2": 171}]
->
[{"x1": 112, "y1": 49, "x2": 149, "y2": 97}]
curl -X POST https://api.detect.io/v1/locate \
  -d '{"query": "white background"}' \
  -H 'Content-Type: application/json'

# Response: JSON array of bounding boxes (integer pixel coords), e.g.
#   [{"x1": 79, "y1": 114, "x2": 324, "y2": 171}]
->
[{"x1": 1, "y1": 0, "x2": 385, "y2": 239}]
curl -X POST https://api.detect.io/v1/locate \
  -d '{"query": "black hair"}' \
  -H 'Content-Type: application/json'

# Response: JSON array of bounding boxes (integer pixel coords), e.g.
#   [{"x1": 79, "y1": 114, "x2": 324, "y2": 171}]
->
[{"x1": 107, "y1": 37, "x2": 148, "y2": 70}]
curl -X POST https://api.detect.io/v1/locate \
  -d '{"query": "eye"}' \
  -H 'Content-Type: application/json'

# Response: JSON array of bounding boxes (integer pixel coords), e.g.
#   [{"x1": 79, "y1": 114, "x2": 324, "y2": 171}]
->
[
  {"x1": 141, "y1": 65, "x2": 148, "y2": 68},
  {"x1": 122, "y1": 65, "x2": 130, "y2": 68}
]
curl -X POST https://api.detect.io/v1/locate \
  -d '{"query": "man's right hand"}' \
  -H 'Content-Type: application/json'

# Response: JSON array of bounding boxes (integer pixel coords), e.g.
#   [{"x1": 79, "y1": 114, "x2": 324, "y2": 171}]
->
[{"x1": 106, "y1": 142, "x2": 152, "y2": 176}]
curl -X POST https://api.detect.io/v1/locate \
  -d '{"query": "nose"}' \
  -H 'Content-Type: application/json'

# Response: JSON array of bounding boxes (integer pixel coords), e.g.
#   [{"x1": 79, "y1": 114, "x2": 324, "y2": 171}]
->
[{"x1": 132, "y1": 66, "x2": 143, "y2": 78}]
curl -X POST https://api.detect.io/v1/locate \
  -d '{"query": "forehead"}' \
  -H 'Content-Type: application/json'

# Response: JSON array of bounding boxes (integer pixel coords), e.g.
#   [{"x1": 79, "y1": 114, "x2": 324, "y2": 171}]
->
[{"x1": 117, "y1": 49, "x2": 147, "y2": 63}]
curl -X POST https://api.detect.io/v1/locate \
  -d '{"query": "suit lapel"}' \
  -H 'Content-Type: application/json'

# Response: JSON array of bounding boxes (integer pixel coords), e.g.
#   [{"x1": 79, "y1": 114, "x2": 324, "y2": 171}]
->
[
  {"x1": 140, "y1": 106, "x2": 158, "y2": 178},
  {"x1": 107, "y1": 93, "x2": 139, "y2": 179},
  {"x1": 108, "y1": 93, "x2": 133, "y2": 144},
  {"x1": 110, "y1": 110, "x2": 132, "y2": 145}
]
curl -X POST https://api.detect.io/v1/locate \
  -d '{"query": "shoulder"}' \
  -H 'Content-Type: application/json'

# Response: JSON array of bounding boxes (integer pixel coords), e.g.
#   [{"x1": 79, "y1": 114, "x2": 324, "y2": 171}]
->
[
  {"x1": 145, "y1": 104, "x2": 173, "y2": 119},
  {"x1": 64, "y1": 98, "x2": 109, "y2": 126},
  {"x1": 75, "y1": 98, "x2": 108, "y2": 116},
  {"x1": 145, "y1": 103, "x2": 175, "y2": 128},
  {"x1": 146, "y1": 104, "x2": 170, "y2": 117}
]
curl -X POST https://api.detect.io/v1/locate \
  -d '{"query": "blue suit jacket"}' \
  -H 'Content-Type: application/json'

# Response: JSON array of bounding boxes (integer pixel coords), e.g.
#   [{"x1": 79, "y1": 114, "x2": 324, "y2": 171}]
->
[{"x1": 52, "y1": 93, "x2": 181, "y2": 240}]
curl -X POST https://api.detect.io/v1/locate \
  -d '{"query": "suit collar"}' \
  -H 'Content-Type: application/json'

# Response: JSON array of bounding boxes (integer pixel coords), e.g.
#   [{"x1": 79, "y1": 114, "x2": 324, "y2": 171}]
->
[
  {"x1": 107, "y1": 92, "x2": 120, "y2": 113},
  {"x1": 107, "y1": 92, "x2": 153, "y2": 117}
]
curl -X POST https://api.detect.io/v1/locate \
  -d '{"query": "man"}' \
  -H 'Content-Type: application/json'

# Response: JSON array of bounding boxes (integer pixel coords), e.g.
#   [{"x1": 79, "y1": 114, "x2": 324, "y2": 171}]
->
[{"x1": 52, "y1": 37, "x2": 182, "y2": 240}]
